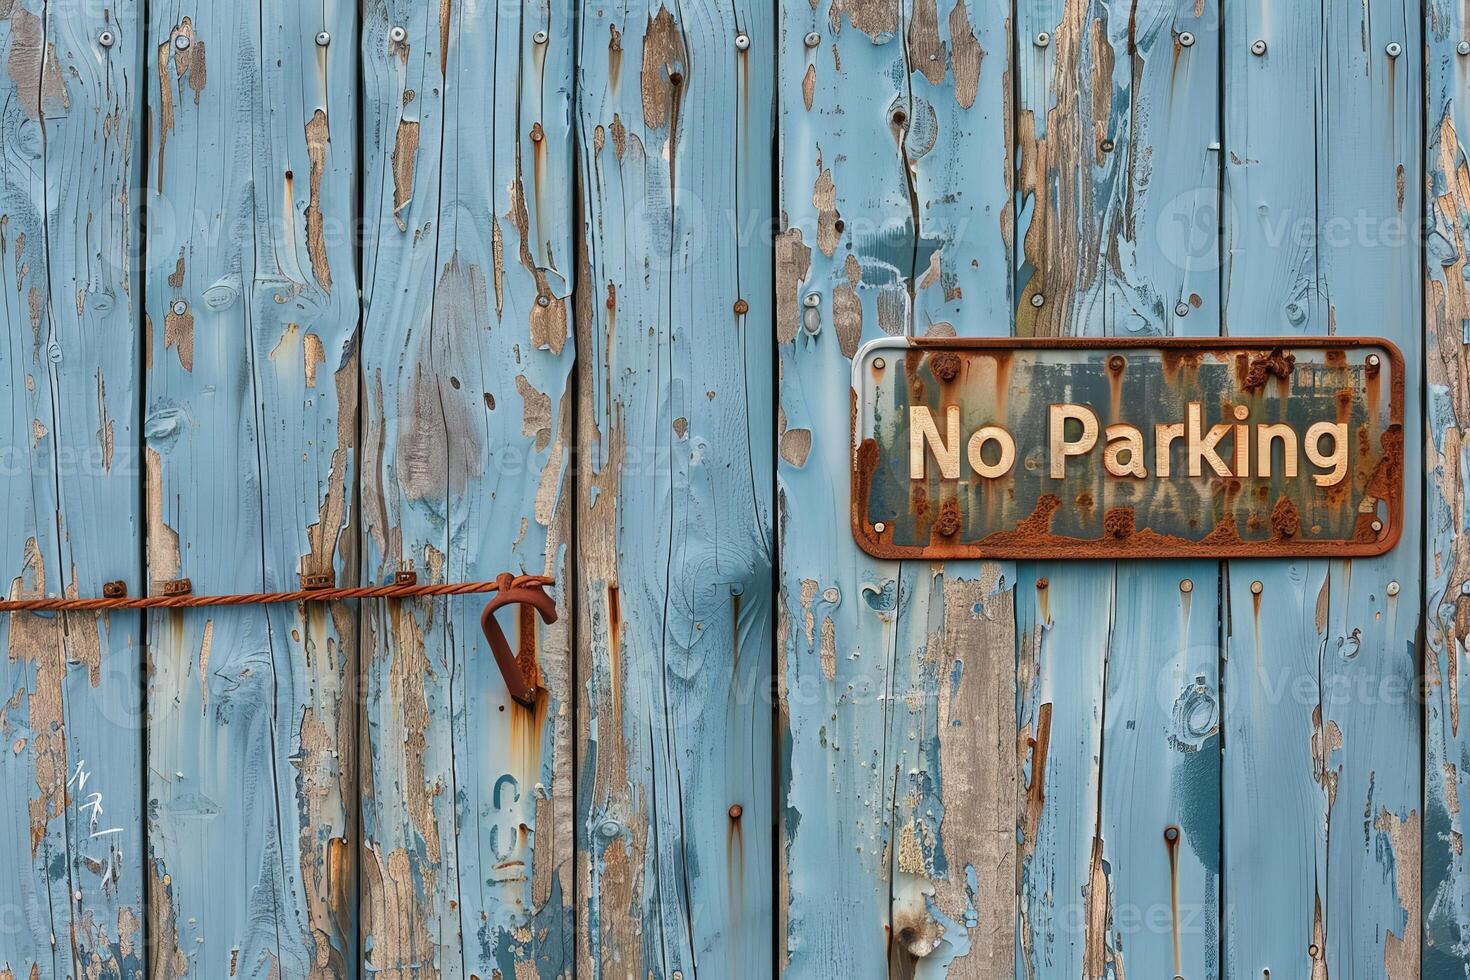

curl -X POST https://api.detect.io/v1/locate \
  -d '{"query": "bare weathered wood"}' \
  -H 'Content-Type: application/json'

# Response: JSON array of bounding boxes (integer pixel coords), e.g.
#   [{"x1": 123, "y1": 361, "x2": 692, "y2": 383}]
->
[
  {"x1": 575, "y1": 2, "x2": 774, "y2": 974},
  {"x1": 0, "y1": 2, "x2": 145, "y2": 976},
  {"x1": 358, "y1": 0, "x2": 575, "y2": 976},
  {"x1": 145, "y1": 1, "x2": 360, "y2": 974},
  {"x1": 1222, "y1": 2, "x2": 1422, "y2": 977},
  {"x1": 1424, "y1": 2, "x2": 1468, "y2": 973},
  {"x1": 778, "y1": 0, "x2": 1015, "y2": 975},
  {"x1": 1014, "y1": 0, "x2": 1223, "y2": 975}
]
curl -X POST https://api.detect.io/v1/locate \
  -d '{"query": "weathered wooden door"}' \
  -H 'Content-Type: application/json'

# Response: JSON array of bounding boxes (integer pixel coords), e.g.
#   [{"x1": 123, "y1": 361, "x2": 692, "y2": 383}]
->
[{"x1": 0, "y1": 0, "x2": 1464, "y2": 978}]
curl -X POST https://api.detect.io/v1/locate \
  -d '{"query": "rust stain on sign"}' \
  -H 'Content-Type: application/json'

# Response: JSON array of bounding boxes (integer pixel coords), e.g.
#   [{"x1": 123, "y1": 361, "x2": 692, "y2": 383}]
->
[{"x1": 852, "y1": 337, "x2": 1405, "y2": 559}]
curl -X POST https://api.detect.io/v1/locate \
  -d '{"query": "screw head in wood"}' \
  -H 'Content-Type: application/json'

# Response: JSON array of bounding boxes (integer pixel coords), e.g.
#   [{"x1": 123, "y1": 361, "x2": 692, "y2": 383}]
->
[
  {"x1": 171, "y1": 300, "x2": 188, "y2": 315},
  {"x1": 533, "y1": 29, "x2": 549, "y2": 44},
  {"x1": 1180, "y1": 578, "x2": 1193, "y2": 593},
  {"x1": 735, "y1": 33, "x2": 750, "y2": 51},
  {"x1": 1175, "y1": 302, "x2": 1190, "y2": 316},
  {"x1": 1459, "y1": 41, "x2": 1470, "y2": 55},
  {"x1": 98, "y1": 30, "x2": 116, "y2": 47},
  {"x1": 874, "y1": 521, "x2": 886, "y2": 534},
  {"x1": 804, "y1": 31, "x2": 821, "y2": 48},
  {"x1": 1250, "y1": 580, "x2": 1264, "y2": 595},
  {"x1": 389, "y1": 26, "x2": 408, "y2": 43},
  {"x1": 1030, "y1": 293, "x2": 1045, "y2": 308},
  {"x1": 1179, "y1": 31, "x2": 1195, "y2": 47},
  {"x1": 1386, "y1": 41, "x2": 1402, "y2": 58},
  {"x1": 315, "y1": 31, "x2": 331, "y2": 46},
  {"x1": 174, "y1": 33, "x2": 190, "y2": 50},
  {"x1": 1387, "y1": 581, "x2": 1400, "y2": 597},
  {"x1": 1251, "y1": 39, "x2": 1267, "y2": 56}
]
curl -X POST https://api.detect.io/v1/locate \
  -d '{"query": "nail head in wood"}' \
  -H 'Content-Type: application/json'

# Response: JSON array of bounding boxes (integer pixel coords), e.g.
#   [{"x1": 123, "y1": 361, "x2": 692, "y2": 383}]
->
[
  {"x1": 536, "y1": 294, "x2": 551, "y2": 307},
  {"x1": 1250, "y1": 580, "x2": 1263, "y2": 595},
  {"x1": 533, "y1": 29, "x2": 549, "y2": 44},
  {"x1": 389, "y1": 26, "x2": 407, "y2": 43},
  {"x1": 1251, "y1": 39, "x2": 1267, "y2": 56},
  {"x1": 1175, "y1": 302, "x2": 1190, "y2": 316},
  {"x1": 803, "y1": 292, "x2": 821, "y2": 308},
  {"x1": 735, "y1": 33, "x2": 750, "y2": 51},
  {"x1": 98, "y1": 30, "x2": 115, "y2": 47},
  {"x1": 804, "y1": 31, "x2": 821, "y2": 48},
  {"x1": 1460, "y1": 41, "x2": 1470, "y2": 55},
  {"x1": 728, "y1": 804, "x2": 743, "y2": 819},
  {"x1": 1030, "y1": 293, "x2": 1046, "y2": 308},
  {"x1": 1179, "y1": 578, "x2": 1193, "y2": 594},
  {"x1": 1387, "y1": 581, "x2": 1400, "y2": 597},
  {"x1": 873, "y1": 357, "x2": 886, "y2": 371},
  {"x1": 733, "y1": 299, "x2": 749, "y2": 315},
  {"x1": 174, "y1": 33, "x2": 190, "y2": 50},
  {"x1": 1034, "y1": 32, "x2": 1050, "y2": 47},
  {"x1": 1179, "y1": 31, "x2": 1195, "y2": 47},
  {"x1": 1371, "y1": 519, "x2": 1384, "y2": 532},
  {"x1": 172, "y1": 300, "x2": 187, "y2": 315},
  {"x1": 315, "y1": 31, "x2": 331, "y2": 47},
  {"x1": 1385, "y1": 41, "x2": 1402, "y2": 58},
  {"x1": 874, "y1": 522, "x2": 887, "y2": 534}
]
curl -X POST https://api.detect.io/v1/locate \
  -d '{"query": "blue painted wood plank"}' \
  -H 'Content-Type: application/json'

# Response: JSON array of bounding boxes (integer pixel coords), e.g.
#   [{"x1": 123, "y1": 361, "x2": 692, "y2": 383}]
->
[
  {"x1": 1014, "y1": 0, "x2": 1223, "y2": 975},
  {"x1": 358, "y1": 1, "x2": 575, "y2": 975},
  {"x1": 1222, "y1": 2, "x2": 1422, "y2": 977},
  {"x1": 778, "y1": 0, "x2": 1014, "y2": 976},
  {"x1": 145, "y1": 1, "x2": 360, "y2": 975},
  {"x1": 0, "y1": 2, "x2": 145, "y2": 976},
  {"x1": 574, "y1": 3, "x2": 774, "y2": 975},
  {"x1": 1427, "y1": 3, "x2": 1470, "y2": 974}
]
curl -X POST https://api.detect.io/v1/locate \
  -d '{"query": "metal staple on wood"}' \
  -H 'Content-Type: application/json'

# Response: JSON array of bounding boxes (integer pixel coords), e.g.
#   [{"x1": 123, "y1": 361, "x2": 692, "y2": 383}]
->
[{"x1": 0, "y1": 573, "x2": 555, "y2": 613}]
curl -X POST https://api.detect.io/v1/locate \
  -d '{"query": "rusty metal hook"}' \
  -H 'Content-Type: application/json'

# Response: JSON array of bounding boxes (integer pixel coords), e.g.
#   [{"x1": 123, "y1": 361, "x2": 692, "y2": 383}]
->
[{"x1": 481, "y1": 572, "x2": 558, "y2": 707}]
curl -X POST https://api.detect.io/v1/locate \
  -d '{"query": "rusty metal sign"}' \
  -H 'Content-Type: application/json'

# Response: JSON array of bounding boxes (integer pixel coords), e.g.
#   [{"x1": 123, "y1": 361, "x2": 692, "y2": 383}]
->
[{"x1": 852, "y1": 337, "x2": 1404, "y2": 560}]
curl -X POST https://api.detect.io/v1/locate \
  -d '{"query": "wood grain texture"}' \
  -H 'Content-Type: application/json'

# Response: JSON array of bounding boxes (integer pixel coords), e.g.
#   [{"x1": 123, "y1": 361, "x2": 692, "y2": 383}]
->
[
  {"x1": 1013, "y1": 0, "x2": 1223, "y2": 975},
  {"x1": 358, "y1": 0, "x2": 575, "y2": 976},
  {"x1": 145, "y1": 1, "x2": 360, "y2": 975},
  {"x1": 777, "y1": 0, "x2": 1014, "y2": 976},
  {"x1": 1223, "y1": 2, "x2": 1423, "y2": 977},
  {"x1": 0, "y1": 1, "x2": 145, "y2": 976},
  {"x1": 1427, "y1": 2, "x2": 1470, "y2": 974},
  {"x1": 574, "y1": 2, "x2": 774, "y2": 976}
]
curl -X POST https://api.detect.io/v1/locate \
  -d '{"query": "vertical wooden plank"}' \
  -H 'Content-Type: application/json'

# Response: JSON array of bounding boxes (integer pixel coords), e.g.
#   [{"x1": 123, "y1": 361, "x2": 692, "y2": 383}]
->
[
  {"x1": 145, "y1": 0, "x2": 360, "y2": 975},
  {"x1": 574, "y1": 1, "x2": 774, "y2": 975},
  {"x1": 1426, "y1": 4, "x2": 1470, "y2": 974},
  {"x1": 359, "y1": 0, "x2": 575, "y2": 975},
  {"x1": 1014, "y1": 0, "x2": 1222, "y2": 975},
  {"x1": 777, "y1": 0, "x2": 1015, "y2": 976},
  {"x1": 1223, "y1": 2, "x2": 1422, "y2": 977},
  {"x1": 0, "y1": 1, "x2": 145, "y2": 976}
]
